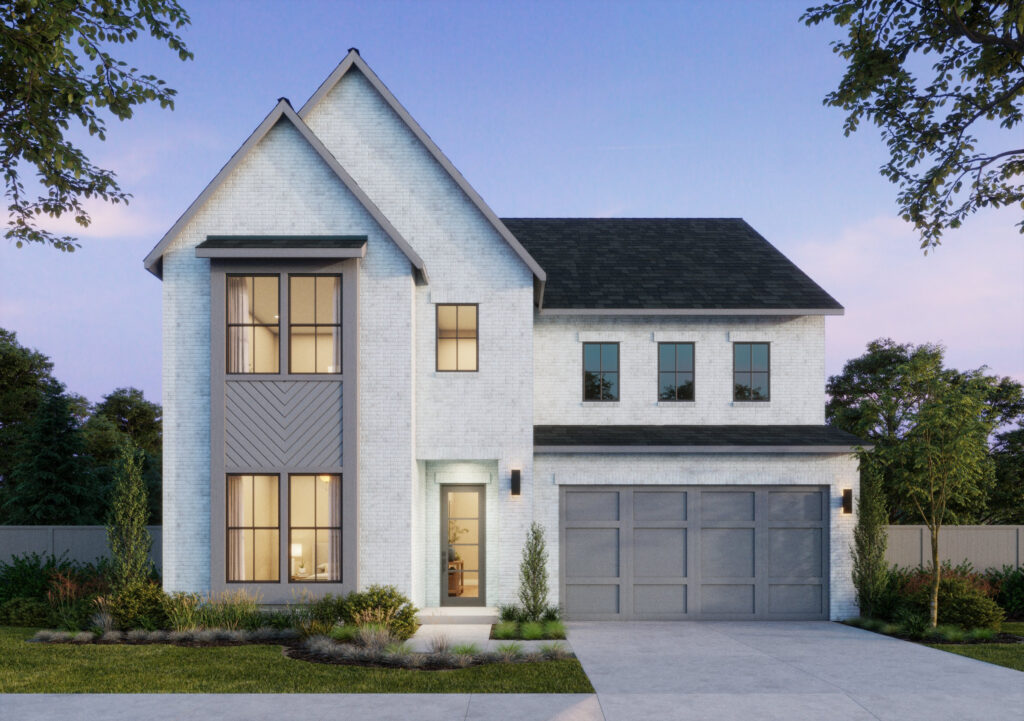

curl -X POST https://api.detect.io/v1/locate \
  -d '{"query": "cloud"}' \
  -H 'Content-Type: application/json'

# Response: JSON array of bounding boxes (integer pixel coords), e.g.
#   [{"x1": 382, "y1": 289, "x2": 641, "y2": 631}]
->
[
  {"x1": 17, "y1": 198, "x2": 166, "y2": 240},
  {"x1": 789, "y1": 212, "x2": 1024, "y2": 384}
]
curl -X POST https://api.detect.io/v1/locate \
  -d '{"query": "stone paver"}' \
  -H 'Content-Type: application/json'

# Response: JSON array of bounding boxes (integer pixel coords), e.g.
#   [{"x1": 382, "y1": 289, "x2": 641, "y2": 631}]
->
[{"x1": 569, "y1": 621, "x2": 1024, "y2": 721}]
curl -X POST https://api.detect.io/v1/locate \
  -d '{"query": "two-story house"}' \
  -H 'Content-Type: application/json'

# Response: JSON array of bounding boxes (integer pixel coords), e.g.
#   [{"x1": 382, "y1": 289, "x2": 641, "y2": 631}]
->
[{"x1": 145, "y1": 51, "x2": 862, "y2": 621}]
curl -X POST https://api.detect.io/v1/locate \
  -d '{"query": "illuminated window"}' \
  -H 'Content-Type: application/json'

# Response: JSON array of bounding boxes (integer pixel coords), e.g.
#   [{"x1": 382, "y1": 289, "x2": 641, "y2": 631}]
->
[
  {"x1": 226, "y1": 475, "x2": 279, "y2": 582},
  {"x1": 436, "y1": 304, "x2": 477, "y2": 371},
  {"x1": 227, "y1": 275, "x2": 279, "y2": 374},
  {"x1": 289, "y1": 275, "x2": 341, "y2": 374}
]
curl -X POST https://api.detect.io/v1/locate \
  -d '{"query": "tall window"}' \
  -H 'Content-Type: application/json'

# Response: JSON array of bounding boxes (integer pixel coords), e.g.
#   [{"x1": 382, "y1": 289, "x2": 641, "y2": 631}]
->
[
  {"x1": 289, "y1": 474, "x2": 342, "y2": 582},
  {"x1": 289, "y1": 275, "x2": 342, "y2": 374},
  {"x1": 436, "y1": 304, "x2": 478, "y2": 371},
  {"x1": 226, "y1": 475, "x2": 279, "y2": 582},
  {"x1": 227, "y1": 275, "x2": 279, "y2": 373},
  {"x1": 583, "y1": 342, "x2": 619, "y2": 401},
  {"x1": 734, "y1": 342, "x2": 770, "y2": 401},
  {"x1": 659, "y1": 342, "x2": 695, "y2": 401}
]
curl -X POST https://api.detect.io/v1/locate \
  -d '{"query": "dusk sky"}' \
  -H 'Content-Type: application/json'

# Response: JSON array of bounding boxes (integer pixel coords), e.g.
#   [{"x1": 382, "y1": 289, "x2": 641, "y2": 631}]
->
[{"x1": 1, "y1": 0, "x2": 1021, "y2": 405}]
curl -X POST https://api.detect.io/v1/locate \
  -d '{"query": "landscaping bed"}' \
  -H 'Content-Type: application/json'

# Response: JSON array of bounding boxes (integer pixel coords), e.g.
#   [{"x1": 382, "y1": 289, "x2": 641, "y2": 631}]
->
[
  {"x1": 490, "y1": 619, "x2": 566, "y2": 640},
  {"x1": 0, "y1": 627, "x2": 593, "y2": 693}
]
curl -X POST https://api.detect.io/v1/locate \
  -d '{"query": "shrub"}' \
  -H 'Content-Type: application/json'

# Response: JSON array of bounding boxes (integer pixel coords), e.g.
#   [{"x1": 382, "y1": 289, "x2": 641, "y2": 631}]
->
[
  {"x1": 330, "y1": 624, "x2": 359, "y2": 644},
  {"x1": 340, "y1": 585, "x2": 418, "y2": 640},
  {"x1": 986, "y1": 565, "x2": 1024, "y2": 618},
  {"x1": 198, "y1": 590, "x2": 263, "y2": 630},
  {"x1": 0, "y1": 597, "x2": 53, "y2": 627},
  {"x1": 543, "y1": 620, "x2": 566, "y2": 639},
  {"x1": 164, "y1": 592, "x2": 203, "y2": 631},
  {"x1": 107, "y1": 581, "x2": 168, "y2": 630},
  {"x1": 904, "y1": 574, "x2": 1004, "y2": 630},
  {"x1": 498, "y1": 603, "x2": 526, "y2": 623},
  {"x1": 106, "y1": 442, "x2": 154, "y2": 590},
  {"x1": 308, "y1": 593, "x2": 347, "y2": 625},
  {"x1": 0, "y1": 553, "x2": 73, "y2": 604},
  {"x1": 538, "y1": 642, "x2": 571, "y2": 660},
  {"x1": 540, "y1": 605, "x2": 561, "y2": 622},
  {"x1": 496, "y1": 642, "x2": 522, "y2": 661},
  {"x1": 493, "y1": 621, "x2": 517, "y2": 640},
  {"x1": 520, "y1": 621, "x2": 543, "y2": 640},
  {"x1": 894, "y1": 606, "x2": 929, "y2": 640},
  {"x1": 428, "y1": 634, "x2": 450, "y2": 654},
  {"x1": 518, "y1": 523, "x2": 550, "y2": 622},
  {"x1": 851, "y1": 464, "x2": 890, "y2": 618},
  {"x1": 967, "y1": 627, "x2": 996, "y2": 641},
  {"x1": 452, "y1": 643, "x2": 479, "y2": 656}
]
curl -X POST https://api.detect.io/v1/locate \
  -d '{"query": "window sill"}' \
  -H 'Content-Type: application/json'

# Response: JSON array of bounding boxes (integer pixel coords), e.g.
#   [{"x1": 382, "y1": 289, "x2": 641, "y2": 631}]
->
[
  {"x1": 656, "y1": 400, "x2": 696, "y2": 406},
  {"x1": 730, "y1": 401, "x2": 772, "y2": 406},
  {"x1": 580, "y1": 401, "x2": 619, "y2": 406}
]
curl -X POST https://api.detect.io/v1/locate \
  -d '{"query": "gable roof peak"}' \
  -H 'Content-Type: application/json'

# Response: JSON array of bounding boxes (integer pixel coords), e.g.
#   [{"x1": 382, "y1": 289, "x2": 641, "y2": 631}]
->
[{"x1": 299, "y1": 52, "x2": 546, "y2": 282}]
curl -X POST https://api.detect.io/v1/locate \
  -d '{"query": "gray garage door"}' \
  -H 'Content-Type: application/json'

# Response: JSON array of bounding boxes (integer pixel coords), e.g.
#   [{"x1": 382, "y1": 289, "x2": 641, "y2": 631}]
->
[{"x1": 560, "y1": 485, "x2": 828, "y2": 620}]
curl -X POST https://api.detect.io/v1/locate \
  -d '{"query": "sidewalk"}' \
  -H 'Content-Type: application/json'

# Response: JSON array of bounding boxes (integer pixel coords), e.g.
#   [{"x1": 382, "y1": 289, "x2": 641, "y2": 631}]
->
[{"x1": 409, "y1": 624, "x2": 571, "y2": 654}]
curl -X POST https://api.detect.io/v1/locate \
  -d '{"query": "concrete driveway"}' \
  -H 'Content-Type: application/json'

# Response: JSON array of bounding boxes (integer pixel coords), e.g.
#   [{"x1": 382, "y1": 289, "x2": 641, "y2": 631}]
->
[{"x1": 568, "y1": 621, "x2": 1024, "y2": 721}]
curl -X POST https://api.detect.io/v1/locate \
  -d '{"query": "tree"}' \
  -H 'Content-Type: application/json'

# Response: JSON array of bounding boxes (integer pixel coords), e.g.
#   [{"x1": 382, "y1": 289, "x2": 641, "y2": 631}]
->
[
  {"x1": 0, "y1": 328, "x2": 55, "y2": 492},
  {"x1": 888, "y1": 368, "x2": 994, "y2": 627},
  {"x1": 826, "y1": 338, "x2": 1022, "y2": 523},
  {"x1": 985, "y1": 427, "x2": 1024, "y2": 523},
  {"x1": 106, "y1": 440, "x2": 152, "y2": 588},
  {"x1": 0, "y1": 381, "x2": 102, "y2": 524},
  {"x1": 518, "y1": 522, "x2": 550, "y2": 622},
  {"x1": 0, "y1": 0, "x2": 193, "y2": 252},
  {"x1": 802, "y1": 1, "x2": 1024, "y2": 248},
  {"x1": 850, "y1": 461, "x2": 889, "y2": 618}
]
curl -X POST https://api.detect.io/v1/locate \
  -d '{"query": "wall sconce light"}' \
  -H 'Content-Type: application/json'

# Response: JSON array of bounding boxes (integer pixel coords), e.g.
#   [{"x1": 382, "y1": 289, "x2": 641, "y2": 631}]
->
[
  {"x1": 510, "y1": 469, "x2": 521, "y2": 496},
  {"x1": 842, "y1": 489, "x2": 853, "y2": 514}
]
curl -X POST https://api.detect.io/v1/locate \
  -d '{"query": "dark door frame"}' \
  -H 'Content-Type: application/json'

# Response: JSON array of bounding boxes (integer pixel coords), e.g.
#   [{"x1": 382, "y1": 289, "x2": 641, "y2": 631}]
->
[{"x1": 440, "y1": 484, "x2": 486, "y2": 607}]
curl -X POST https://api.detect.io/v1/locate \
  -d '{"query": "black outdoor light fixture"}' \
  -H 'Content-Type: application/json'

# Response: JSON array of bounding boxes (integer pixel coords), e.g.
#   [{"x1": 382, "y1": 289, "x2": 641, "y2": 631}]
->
[
  {"x1": 510, "y1": 469, "x2": 521, "y2": 496},
  {"x1": 842, "y1": 488, "x2": 853, "y2": 514}
]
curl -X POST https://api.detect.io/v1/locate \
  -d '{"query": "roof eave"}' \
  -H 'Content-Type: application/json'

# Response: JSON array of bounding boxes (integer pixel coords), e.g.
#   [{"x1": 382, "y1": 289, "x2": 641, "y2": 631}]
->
[
  {"x1": 538, "y1": 307, "x2": 845, "y2": 316},
  {"x1": 534, "y1": 445, "x2": 864, "y2": 454}
]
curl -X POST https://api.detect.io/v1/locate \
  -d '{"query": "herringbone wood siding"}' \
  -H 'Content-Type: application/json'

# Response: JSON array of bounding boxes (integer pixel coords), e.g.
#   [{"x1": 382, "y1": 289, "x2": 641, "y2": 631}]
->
[{"x1": 225, "y1": 381, "x2": 342, "y2": 468}]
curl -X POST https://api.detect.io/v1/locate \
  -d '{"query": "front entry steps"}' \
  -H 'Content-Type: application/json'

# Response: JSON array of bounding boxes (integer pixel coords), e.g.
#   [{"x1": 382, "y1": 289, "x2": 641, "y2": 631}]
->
[{"x1": 417, "y1": 607, "x2": 499, "y2": 625}]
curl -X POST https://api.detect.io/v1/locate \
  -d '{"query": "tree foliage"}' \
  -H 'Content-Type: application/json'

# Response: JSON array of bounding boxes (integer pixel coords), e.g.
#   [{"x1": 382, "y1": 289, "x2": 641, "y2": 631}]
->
[
  {"x1": 986, "y1": 427, "x2": 1024, "y2": 523},
  {"x1": 802, "y1": 1, "x2": 1024, "y2": 248},
  {"x1": 106, "y1": 440, "x2": 152, "y2": 589},
  {"x1": 826, "y1": 338, "x2": 1023, "y2": 523},
  {"x1": 0, "y1": 328, "x2": 54, "y2": 489},
  {"x1": 0, "y1": 0, "x2": 192, "y2": 252},
  {"x1": 518, "y1": 522, "x2": 551, "y2": 622},
  {"x1": 851, "y1": 462, "x2": 890, "y2": 617}
]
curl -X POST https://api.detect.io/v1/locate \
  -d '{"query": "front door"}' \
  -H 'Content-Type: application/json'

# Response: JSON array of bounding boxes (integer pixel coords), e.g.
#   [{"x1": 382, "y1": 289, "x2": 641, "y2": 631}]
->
[{"x1": 441, "y1": 485, "x2": 485, "y2": 606}]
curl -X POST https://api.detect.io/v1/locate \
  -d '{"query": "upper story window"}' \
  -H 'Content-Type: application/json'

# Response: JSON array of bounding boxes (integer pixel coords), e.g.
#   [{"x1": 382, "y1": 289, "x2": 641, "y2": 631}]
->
[
  {"x1": 734, "y1": 342, "x2": 770, "y2": 401},
  {"x1": 437, "y1": 304, "x2": 478, "y2": 372},
  {"x1": 658, "y1": 342, "x2": 695, "y2": 401},
  {"x1": 289, "y1": 275, "x2": 342, "y2": 374},
  {"x1": 583, "y1": 342, "x2": 619, "y2": 401},
  {"x1": 227, "y1": 275, "x2": 279, "y2": 374}
]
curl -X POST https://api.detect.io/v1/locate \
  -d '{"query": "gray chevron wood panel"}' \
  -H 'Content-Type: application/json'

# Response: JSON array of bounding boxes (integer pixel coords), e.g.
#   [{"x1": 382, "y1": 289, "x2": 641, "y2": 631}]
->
[{"x1": 224, "y1": 381, "x2": 342, "y2": 468}]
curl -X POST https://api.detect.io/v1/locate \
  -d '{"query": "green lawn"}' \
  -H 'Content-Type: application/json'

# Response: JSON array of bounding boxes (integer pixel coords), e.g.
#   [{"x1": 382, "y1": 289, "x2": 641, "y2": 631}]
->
[
  {"x1": 926, "y1": 644, "x2": 1024, "y2": 673},
  {"x1": 0, "y1": 628, "x2": 594, "y2": 693},
  {"x1": 1001, "y1": 621, "x2": 1024, "y2": 636}
]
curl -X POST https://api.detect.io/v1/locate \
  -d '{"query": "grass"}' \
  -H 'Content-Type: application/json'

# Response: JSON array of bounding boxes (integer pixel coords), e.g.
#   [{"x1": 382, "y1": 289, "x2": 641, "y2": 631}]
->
[
  {"x1": 490, "y1": 620, "x2": 566, "y2": 640},
  {"x1": 1001, "y1": 621, "x2": 1024, "y2": 636},
  {"x1": 0, "y1": 627, "x2": 593, "y2": 694},
  {"x1": 926, "y1": 643, "x2": 1024, "y2": 673}
]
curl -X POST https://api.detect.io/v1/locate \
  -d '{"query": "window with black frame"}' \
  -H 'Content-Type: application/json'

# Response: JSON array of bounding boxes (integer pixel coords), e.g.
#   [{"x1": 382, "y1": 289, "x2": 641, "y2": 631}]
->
[
  {"x1": 583, "y1": 342, "x2": 619, "y2": 401},
  {"x1": 289, "y1": 275, "x2": 342, "y2": 374},
  {"x1": 733, "y1": 342, "x2": 770, "y2": 401},
  {"x1": 226, "y1": 275, "x2": 279, "y2": 374},
  {"x1": 226, "y1": 474, "x2": 279, "y2": 582},
  {"x1": 289, "y1": 474, "x2": 342, "y2": 583},
  {"x1": 658, "y1": 342, "x2": 695, "y2": 401}
]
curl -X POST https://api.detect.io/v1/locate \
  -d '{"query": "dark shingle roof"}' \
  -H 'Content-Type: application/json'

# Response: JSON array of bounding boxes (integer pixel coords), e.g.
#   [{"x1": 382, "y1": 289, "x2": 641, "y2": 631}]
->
[
  {"x1": 501, "y1": 218, "x2": 842, "y2": 311},
  {"x1": 534, "y1": 425, "x2": 864, "y2": 449},
  {"x1": 198, "y1": 236, "x2": 367, "y2": 249}
]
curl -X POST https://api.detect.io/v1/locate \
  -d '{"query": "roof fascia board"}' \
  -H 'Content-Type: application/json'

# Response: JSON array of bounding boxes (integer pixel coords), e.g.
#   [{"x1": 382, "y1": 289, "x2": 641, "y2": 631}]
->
[
  {"x1": 538, "y1": 307, "x2": 845, "y2": 317},
  {"x1": 143, "y1": 99, "x2": 427, "y2": 284},
  {"x1": 533, "y1": 445, "x2": 862, "y2": 454},
  {"x1": 196, "y1": 247, "x2": 366, "y2": 260},
  {"x1": 298, "y1": 51, "x2": 546, "y2": 282}
]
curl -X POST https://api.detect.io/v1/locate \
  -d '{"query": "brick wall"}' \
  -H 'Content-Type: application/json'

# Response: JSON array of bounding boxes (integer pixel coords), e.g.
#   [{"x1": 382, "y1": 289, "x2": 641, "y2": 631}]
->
[{"x1": 534, "y1": 314, "x2": 826, "y2": 426}]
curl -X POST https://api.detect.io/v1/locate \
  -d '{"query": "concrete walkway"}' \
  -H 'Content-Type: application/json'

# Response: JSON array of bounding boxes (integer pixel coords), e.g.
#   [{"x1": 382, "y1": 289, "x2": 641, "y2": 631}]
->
[
  {"x1": 409, "y1": 623, "x2": 571, "y2": 654},
  {"x1": 568, "y1": 621, "x2": 1024, "y2": 721}
]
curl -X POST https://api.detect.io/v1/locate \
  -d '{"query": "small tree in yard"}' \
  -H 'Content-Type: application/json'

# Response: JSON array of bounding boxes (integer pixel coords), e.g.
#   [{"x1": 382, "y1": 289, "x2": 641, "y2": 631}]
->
[
  {"x1": 106, "y1": 441, "x2": 153, "y2": 589},
  {"x1": 518, "y1": 522, "x2": 550, "y2": 622},
  {"x1": 850, "y1": 461, "x2": 889, "y2": 618}
]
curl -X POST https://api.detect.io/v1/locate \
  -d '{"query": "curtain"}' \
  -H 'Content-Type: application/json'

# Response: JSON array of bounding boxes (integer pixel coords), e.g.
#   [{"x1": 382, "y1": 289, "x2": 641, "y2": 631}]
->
[
  {"x1": 331, "y1": 277, "x2": 342, "y2": 373},
  {"x1": 328, "y1": 476, "x2": 341, "y2": 581},
  {"x1": 227, "y1": 476, "x2": 247, "y2": 581},
  {"x1": 227, "y1": 277, "x2": 251, "y2": 373}
]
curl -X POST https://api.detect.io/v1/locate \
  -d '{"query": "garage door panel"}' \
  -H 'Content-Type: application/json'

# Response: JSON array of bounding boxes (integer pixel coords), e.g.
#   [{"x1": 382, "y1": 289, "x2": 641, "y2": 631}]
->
[
  {"x1": 565, "y1": 528, "x2": 619, "y2": 578},
  {"x1": 633, "y1": 491, "x2": 687, "y2": 521},
  {"x1": 701, "y1": 528, "x2": 754, "y2": 577},
  {"x1": 769, "y1": 528, "x2": 822, "y2": 577},
  {"x1": 634, "y1": 528, "x2": 686, "y2": 577},
  {"x1": 564, "y1": 490, "x2": 620, "y2": 521},
  {"x1": 768, "y1": 584, "x2": 822, "y2": 614},
  {"x1": 634, "y1": 584, "x2": 687, "y2": 615},
  {"x1": 561, "y1": 485, "x2": 827, "y2": 620},
  {"x1": 701, "y1": 584, "x2": 755, "y2": 614},
  {"x1": 702, "y1": 491, "x2": 754, "y2": 521},
  {"x1": 565, "y1": 584, "x2": 619, "y2": 614},
  {"x1": 767, "y1": 491, "x2": 822, "y2": 522}
]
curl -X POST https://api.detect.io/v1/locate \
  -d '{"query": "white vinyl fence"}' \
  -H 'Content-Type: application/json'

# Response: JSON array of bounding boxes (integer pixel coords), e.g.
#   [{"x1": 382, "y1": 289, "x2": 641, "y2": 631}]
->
[
  {"x1": 885, "y1": 525, "x2": 1023, "y2": 570},
  {"x1": 0, "y1": 526, "x2": 162, "y2": 569}
]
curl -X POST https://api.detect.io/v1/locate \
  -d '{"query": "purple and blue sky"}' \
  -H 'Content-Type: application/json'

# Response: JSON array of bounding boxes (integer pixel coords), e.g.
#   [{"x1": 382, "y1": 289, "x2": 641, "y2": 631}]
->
[{"x1": 1, "y1": 1, "x2": 1021, "y2": 404}]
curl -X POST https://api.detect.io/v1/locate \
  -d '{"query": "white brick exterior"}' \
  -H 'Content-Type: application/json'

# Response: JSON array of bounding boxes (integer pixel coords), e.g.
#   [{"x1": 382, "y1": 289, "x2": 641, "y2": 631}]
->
[
  {"x1": 535, "y1": 314, "x2": 826, "y2": 426},
  {"x1": 157, "y1": 57, "x2": 859, "y2": 619}
]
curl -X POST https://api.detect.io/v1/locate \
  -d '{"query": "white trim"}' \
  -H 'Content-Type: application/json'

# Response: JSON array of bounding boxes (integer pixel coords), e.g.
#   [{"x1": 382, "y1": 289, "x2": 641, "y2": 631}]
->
[{"x1": 298, "y1": 51, "x2": 546, "y2": 282}]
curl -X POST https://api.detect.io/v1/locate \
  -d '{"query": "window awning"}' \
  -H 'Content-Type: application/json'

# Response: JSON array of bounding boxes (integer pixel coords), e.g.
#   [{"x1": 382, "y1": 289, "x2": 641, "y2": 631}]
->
[{"x1": 195, "y1": 235, "x2": 367, "y2": 260}]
